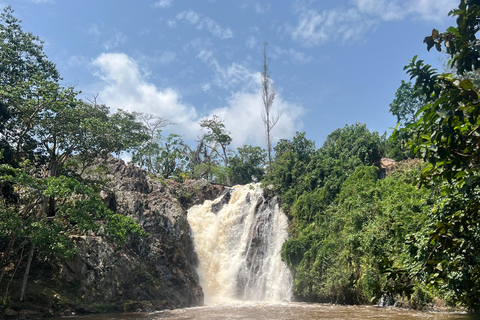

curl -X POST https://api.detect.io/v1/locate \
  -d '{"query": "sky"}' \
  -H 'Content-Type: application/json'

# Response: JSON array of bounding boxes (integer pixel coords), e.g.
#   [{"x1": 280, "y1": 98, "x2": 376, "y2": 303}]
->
[{"x1": 3, "y1": 0, "x2": 458, "y2": 152}]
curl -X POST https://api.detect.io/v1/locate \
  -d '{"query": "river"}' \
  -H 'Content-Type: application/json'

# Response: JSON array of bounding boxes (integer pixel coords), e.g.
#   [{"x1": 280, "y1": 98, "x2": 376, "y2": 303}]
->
[{"x1": 52, "y1": 302, "x2": 473, "y2": 320}]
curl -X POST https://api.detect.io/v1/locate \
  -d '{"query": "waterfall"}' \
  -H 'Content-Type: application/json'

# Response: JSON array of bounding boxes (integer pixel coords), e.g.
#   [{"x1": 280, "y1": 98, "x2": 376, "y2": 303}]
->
[{"x1": 187, "y1": 184, "x2": 293, "y2": 304}]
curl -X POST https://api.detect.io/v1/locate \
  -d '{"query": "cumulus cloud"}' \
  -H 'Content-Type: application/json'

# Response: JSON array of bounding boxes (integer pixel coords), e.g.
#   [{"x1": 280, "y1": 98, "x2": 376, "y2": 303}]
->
[
  {"x1": 289, "y1": 0, "x2": 457, "y2": 46},
  {"x1": 176, "y1": 10, "x2": 233, "y2": 39},
  {"x1": 196, "y1": 52, "x2": 305, "y2": 147},
  {"x1": 92, "y1": 53, "x2": 199, "y2": 137},
  {"x1": 208, "y1": 88, "x2": 305, "y2": 148},
  {"x1": 91, "y1": 52, "x2": 304, "y2": 148}
]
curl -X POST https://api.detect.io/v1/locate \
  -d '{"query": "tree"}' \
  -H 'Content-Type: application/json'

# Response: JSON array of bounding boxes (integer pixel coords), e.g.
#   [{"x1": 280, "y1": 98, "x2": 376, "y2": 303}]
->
[
  {"x1": 261, "y1": 42, "x2": 282, "y2": 166},
  {"x1": 389, "y1": 80, "x2": 425, "y2": 127},
  {"x1": 0, "y1": 6, "x2": 60, "y2": 165},
  {"x1": 0, "y1": 8, "x2": 145, "y2": 303},
  {"x1": 396, "y1": 0, "x2": 480, "y2": 312},
  {"x1": 199, "y1": 115, "x2": 232, "y2": 185},
  {"x1": 228, "y1": 145, "x2": 266, "y2": 185},
  {"x1": 106, "y1": 109, "x2": 150, "y2": 158},
  {"x1": 131, "y1": 113, "x2": 175, "y2": 173},
  {"x1": 154, "y1": 134, "x2": 188, "y2": 180},
  {"x1": 262, "y1": 132, "x2": 316, "y2": 207}
]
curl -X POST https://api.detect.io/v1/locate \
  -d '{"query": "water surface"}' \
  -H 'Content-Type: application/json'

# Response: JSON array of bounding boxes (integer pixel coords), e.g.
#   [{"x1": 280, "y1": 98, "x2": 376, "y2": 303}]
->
[{"x1": 57, "y1": 302, "x2": 473, "y2": 320}]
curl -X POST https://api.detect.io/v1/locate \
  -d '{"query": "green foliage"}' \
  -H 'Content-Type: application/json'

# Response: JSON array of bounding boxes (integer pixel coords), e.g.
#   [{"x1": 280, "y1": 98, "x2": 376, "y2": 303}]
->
[
  {"x1": 0, "y1": 7, "x2": 145, "y2": 302},
  {"x1": 133, "y1": 132, "x2": 188, "y2": 179},
  {"x1": 263, "y1": 132, "x2": 316, "y2": 207},
  {"x1": 389, "y1": 80, "x2": 425, "y2": 127},
  {"x1": 109, "y1": 109, "x2": 150, "y2": 156},
  {"x1": 0, "y1": 6, "x2": 60, "y2": 165},
  {"x1": 391, "y1": 0, "x2": 480, "y2": 312},
  {"x1": 321, "y1": 123, "x2": 385, "y2": 167},
  {"x1": 199, "y1": 115, "x2": 232, "y2": 184},
  {"x1": 423, "y1": 0, "x2": 480, "y2": 74},
  {"x1": 410, "y1": 190, "x2": 480, "y2": 310},
  {"x1": 387, "y1": 80, "x2": 425, "y2": 160},
  {"x1": 264, "y1": 125, "x2": 386, "y2": 211},
  {"x1": 267, "y1": 124, "x2": 437, "y2": 306},
  {"x1": 228, "y1": 145, "x2": 266, "y2": 185},
  {"x1": 281, "y1": 162, "x2": 432, "y2": 305}
]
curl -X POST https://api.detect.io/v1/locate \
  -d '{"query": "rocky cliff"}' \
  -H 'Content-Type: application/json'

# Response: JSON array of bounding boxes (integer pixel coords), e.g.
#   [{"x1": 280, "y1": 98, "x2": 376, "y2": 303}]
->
[{"x1": 5, "y1": 157, "x2": 225, "y2": 318}]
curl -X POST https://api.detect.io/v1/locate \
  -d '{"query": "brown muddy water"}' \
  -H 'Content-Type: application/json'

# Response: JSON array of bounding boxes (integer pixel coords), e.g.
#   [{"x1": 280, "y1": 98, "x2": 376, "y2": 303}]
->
[{"x1": 52, "y1": 302, "x2": 473, "y2": 320}]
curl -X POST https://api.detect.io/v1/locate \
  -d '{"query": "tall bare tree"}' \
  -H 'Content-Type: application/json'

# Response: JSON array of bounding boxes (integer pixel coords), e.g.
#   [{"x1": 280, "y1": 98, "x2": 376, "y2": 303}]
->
[{"x1": 261, "y1": 42, "x2": 282, "y2": 166}]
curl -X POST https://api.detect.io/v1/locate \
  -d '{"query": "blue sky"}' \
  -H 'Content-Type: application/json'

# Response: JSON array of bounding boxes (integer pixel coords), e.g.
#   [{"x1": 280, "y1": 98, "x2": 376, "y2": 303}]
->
[{"x1": 4, "y1": 0, "x2": 457, "y2": 150}]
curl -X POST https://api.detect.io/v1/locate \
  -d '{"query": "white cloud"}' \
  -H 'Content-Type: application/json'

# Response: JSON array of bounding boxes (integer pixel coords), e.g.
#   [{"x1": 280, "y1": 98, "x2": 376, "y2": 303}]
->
[
  {"x1": 289, "y1": 0, "x2": 457, "y2": 46},
  {"x1": 255, "y1": 3, "x2": 270, "y2": 14},
  {"x1": 289, "y1": 5, "x2": 377, "y2": 46},
  {"x1": 196, "y1": 50, "x2": 257, "y2": 92},
  {"x1": 103, "y1": 31, "x2": 127, "y2": 50},
  {"x1": 64, "y1": 55, "x2": 89, "y2": 69},
  {"x1": 176, "y1": 10, "x2": 233, "y2": 39},
  {"x1": 208, "y1": 89, "x2": 305, "y2": 148},
  {"x1": 246, "y1": 36, "x2": 257, "y2": 49},
  {"x1": 86, "y1": 23, "x2": 102, "y2": 37},
  {"x1": 92, "y1": 53, "x2": 199, "y2": 137},
  {"x1": 408, "y1": 0, "x2": 459, "y2": 21},
  {"x1": 195, "y1": 52, "x2": 305, "y2": 147},
  {"x1": 354, "y1": 0, "x2": 405, "y2": 21},
  {"x1": 29, "y1": 0, "x2": 54, "y2": 3},
  {"x1": 92, "y1": 53, "x2": 304, "y2": 148},
  {"x1": 272, "y1": 46, "x2": 314, "y2": 65},
  {"x1": 157, "y1": 51, "x2": 177, "y2": 64},
  {"x1": 153, "y1": 0, "x2": 173, "y2": 8}
]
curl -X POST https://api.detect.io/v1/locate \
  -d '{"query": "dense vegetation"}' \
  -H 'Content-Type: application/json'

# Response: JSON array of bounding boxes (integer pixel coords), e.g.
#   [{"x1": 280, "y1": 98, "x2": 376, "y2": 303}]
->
[
  {"x1": 264, "y1": 128, "x2": 434, "y2": 306},
  {"x1": 267, "y1": 0, "x2": 480, "y2": 314},
  {"x1": 1, "y1": 0, "x2": 480, "y2": 316}
]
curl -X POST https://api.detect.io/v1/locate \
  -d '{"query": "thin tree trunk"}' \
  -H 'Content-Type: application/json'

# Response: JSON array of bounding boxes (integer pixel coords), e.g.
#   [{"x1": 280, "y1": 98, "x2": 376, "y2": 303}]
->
[
  {"x1": 4, "y1": 242, "x2": 24, "y2": 300},
  {"x1": 0, "y1": 236, "x2": 16, "y2": 286},
  {"x1": 221, "y1": 146, "x2": 231, "y2": 186},
  {"x1": 20, "y1": 242, "x2": 35, "y2": 301},
  {"x1": 261, "y1": 42, "x2": 280, "y2": 167}
]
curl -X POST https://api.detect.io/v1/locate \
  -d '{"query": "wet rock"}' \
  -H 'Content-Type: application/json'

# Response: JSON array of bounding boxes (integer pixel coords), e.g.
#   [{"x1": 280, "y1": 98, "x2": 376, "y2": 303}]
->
[{"x1": 211, "y1": 189, "x2": 231, "y2": 214}]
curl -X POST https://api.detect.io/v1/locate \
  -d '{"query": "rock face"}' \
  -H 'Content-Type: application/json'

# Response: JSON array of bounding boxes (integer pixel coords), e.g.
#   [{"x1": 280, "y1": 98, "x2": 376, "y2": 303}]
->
[
  {"x1": 379, "y1": 157, "x2": 396, "y2": 178},
  {"x1": 29, "y1": 158, "x2": 225, "y2": 316}
]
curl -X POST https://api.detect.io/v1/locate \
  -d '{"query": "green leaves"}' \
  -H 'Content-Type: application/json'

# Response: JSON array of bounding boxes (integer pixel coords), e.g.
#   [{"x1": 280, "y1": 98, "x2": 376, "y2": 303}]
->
[
  {"x1": 228, "y1": 145, "x2": 266, "y2": 185},
  {"x1": 0, "y1": 8, "x2": 146, "y2": 303},
  {"x1": 395, "y1": 0, "x2": 480, "y2": 311}
]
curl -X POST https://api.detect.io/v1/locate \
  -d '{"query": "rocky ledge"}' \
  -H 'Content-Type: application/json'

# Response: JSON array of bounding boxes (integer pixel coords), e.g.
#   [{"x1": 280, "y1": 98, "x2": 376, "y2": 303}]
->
[{"x1": 4, "y1": 157, "x2": 225, "y2": 318}]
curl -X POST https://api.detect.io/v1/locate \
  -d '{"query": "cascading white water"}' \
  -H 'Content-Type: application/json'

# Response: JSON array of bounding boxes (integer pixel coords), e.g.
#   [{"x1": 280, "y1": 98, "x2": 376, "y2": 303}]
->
[{"x1": 187, "y1": 184, "x2": 293, "y2": 304}]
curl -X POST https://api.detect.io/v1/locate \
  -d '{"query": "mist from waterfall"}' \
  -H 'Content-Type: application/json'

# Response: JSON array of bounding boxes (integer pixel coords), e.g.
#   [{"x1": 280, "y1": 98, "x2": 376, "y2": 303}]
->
[{"x1": 187, "y1": 184, "x2": 293, "y2": 304}]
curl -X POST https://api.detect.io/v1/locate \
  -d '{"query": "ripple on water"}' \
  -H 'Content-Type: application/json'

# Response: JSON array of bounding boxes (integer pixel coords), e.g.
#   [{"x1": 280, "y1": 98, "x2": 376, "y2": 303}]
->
[{"x1": 147, "y1": 302, "x2": 473, "y2": 320}]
